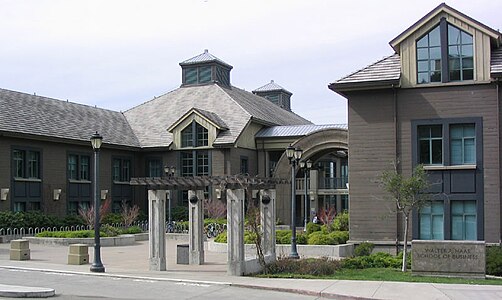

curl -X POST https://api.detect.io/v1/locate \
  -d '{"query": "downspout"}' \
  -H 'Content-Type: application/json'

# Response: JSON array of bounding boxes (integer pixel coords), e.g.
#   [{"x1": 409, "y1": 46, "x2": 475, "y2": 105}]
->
[
  {"x1": 393, "y1": 84, "x2": 400, "y2": 253},
  {"x1": 498, "y1": 79, "x2": 501, "y2": 245}
]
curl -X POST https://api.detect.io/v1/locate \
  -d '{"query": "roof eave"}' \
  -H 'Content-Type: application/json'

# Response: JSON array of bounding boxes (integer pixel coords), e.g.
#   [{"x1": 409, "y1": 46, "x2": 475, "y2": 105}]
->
[{"x1": 329, "y1": 79, "x2": 400, "y2": 96}]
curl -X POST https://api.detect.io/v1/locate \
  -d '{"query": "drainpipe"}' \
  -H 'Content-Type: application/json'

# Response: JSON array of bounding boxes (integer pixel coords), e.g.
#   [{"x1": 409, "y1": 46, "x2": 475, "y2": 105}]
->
[
  {"x1": 497, "y1": 79, "x2": 501, "y2": 245},
  {"x1": 392, "y1": 84, "x2": 400, "y2": 254}
]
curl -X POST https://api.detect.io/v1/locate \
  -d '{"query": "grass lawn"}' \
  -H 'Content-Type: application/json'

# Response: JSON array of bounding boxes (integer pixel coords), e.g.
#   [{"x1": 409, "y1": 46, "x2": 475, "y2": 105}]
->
[{"x1": 258, "y1": 268, "x2": 502, "y2": 285}]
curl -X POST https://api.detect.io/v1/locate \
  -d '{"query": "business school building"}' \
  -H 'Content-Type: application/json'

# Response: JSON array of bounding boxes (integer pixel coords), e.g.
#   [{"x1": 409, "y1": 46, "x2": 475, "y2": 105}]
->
[
  {"x1": 331, "y1": 3, "x2": 502, "y2": 246},
  {"x1": 0, "y1": 50, "x2": 349, "y2": 225}
]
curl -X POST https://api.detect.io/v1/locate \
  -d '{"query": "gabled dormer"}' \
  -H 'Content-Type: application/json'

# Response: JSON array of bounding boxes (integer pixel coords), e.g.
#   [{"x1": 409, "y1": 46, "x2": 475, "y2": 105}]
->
[
  {"x1": 179, "y1": 50, "x2": 233, "y2": 88},
  {"x1": 253, "y1": 80, "x2": 292, "y2": 111},
  {"x1": 167, "y1": 107, "x2": 228, "y2": 150},
  {"x1": 390, "y1": 3, "x2": 501, "y2": 88}
]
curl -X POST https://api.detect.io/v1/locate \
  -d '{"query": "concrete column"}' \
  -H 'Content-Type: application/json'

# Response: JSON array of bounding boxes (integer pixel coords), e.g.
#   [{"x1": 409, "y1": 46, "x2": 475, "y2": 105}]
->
[
  {"x1": 188, "y1": 190, "x2": 204, "y2": 265},
  {"x1": 310, "y1": 169, "x2": 319, "y2": 218},
  {"x1": 148, "y1": 189, "x2": 166, "y2": 271},
  {"x1": 260, "y1": 189, "x2": 276, "y2": 258},
  {"x1": 227, "y1": 188, "x2": 245, "y2": 276}
]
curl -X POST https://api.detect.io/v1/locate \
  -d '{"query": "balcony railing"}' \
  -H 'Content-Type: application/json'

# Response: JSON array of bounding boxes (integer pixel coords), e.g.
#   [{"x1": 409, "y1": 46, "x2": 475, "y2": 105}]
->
[{"x1": 296, "y1": 176, "x2": 348, "y2": 191}]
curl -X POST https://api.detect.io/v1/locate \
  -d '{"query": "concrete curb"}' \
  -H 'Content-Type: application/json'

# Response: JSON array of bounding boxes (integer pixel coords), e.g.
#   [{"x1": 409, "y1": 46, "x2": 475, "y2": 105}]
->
[{"x1": 0, "y1": 284, "x2": 55, "y2": 298}]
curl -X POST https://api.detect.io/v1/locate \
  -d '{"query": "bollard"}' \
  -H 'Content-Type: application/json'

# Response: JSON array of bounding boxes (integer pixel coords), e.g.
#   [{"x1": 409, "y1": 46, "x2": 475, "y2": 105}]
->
[
  {"x1": 68, "y1": 244, "x2": 89, "y2": 265},
  {"x1": 10, "y1": 239, "x2": 30, "y2": 260}
]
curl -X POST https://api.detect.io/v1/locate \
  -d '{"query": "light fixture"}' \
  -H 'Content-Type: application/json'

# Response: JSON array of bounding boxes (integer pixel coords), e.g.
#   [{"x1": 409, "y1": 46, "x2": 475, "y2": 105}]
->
[
  {"x1": 286, "y1": 145, "x2": 295, "y2": 160},
  {"x1": 90, "y1": 131, "x2": 103, "y2": 150}
]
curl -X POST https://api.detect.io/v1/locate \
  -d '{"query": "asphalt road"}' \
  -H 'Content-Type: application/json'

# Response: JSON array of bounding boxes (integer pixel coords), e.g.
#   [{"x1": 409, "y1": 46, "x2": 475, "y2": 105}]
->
[{"x1": 0, "y1": 268, "x2": 324, "y2": 300}]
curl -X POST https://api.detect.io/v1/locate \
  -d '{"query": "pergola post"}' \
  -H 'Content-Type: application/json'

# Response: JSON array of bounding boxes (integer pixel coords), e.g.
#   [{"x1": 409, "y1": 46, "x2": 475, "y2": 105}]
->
[
  {"x1": 188, "y1": 189, "x2": 205, "y2": 265},
  {"x1": 227, "y1": 188, "x2": 245, "y2": 275},
  {"x1": 148, "y1": 189, "x2": 166, "y2": 271},
  {"x1": 260, "y1": 189, "x2": 276, "y2": 258}
]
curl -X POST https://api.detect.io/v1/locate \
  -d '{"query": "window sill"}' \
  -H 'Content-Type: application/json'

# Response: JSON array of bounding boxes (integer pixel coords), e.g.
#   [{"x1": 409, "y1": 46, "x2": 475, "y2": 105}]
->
[
  {"x1": 13, "y1": 177, "x2": 42, "y2": 182},
  {"x1": 113, "y1": 181, "x2": 131, "y2": 185},
  {"x1": 68, "y1": 179, "x2": 91, "y2": 184},
  {"x1": 423, "y1": 165, "x2": 476, "y2": 171}
]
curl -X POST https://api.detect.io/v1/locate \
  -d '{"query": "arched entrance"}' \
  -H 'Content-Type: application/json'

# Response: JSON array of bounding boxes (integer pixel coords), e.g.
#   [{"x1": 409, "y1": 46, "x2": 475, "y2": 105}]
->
[{"x1": 273, "y1": 128, "x2": 348, "y2": 226}]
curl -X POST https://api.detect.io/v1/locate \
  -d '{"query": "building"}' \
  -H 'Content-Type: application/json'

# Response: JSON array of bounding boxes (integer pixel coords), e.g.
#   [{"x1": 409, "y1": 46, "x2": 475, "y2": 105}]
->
[
  {"x1": 0, "y1": 50, "x2": 349, "y2": 225},
  {"x1": 330, "y1": 3, "x2": 502, "y2": 246}
]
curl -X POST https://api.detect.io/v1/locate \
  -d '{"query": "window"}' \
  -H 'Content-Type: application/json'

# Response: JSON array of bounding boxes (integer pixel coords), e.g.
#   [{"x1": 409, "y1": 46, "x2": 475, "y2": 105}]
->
[
  {"x1": 196, "y1": 123, "x2": 208, "y2": 147},
  {"x1": 264, "y1": 94, "x2": 279, "y2": 105},
  {"x1": 418, "y1": 125, "x2": 443, "y2": 165},
  {"x1": 416, "y1": 21, "x2": 473, "y2": 84},
  {"x1": 181, "y1": 152, "x2": 194, "y2": 176},
  {"x1": 181, "y1": 125, "x2": 193, "y2": 148},
  {"x1": 451, "y1": 201, "x2": 477, "y2": 240},
  {"x1": 68, "y1": 154, "x2": 90, "y2": 180},
  {"x1": 450, "y1": 124, "x2": 475, "y2": 165},
  {"x1": 240, "y1": 157, "x2": 249, "y2": 175},
  {"x1": 182, "y1": 122, "x2": 208, "y2": 148},
  {"x1": 147, "y1": 159, "x2": 162, "y2": 177},
  {"x1": 184, "y1": 66, "x2": 213, "y2": 85},
  {"x1": 13, "y1": 149, "x2": 40, "y2": 179},
  {"x1": 112, "y1": 158, "x2": 131, "y2": 182},
  {"x1": 419, "y1": 202, "x2": 444, "y2": 240},
  {"x1": 197, "y1": 151, "x2": 209, "y2": 176}
]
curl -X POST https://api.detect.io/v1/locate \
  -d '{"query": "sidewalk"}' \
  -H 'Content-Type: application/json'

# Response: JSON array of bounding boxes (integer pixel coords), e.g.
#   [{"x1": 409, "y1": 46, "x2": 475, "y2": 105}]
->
[{"x1": 1, "y1": 240, "x2": 502, "y2": 299}]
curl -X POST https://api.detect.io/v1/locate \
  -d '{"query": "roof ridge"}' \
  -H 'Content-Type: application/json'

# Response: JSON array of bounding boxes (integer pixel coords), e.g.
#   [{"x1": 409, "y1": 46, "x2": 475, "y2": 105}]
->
[
  {"x1": 215, "y1": 84, "x2": 252, "y2": 119},
  {"x1": 123, "y1": 86, "x2": 179, "y2": 113},
  {"x1": 335, "y1": 54, "x2": 398, "y2": 83}
]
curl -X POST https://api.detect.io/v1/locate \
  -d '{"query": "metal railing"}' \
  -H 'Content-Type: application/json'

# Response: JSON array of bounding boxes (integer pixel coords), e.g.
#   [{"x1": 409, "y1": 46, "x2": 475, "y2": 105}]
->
[{"x1": 319, "y1": 177, "x2": 349, "y2": 189}]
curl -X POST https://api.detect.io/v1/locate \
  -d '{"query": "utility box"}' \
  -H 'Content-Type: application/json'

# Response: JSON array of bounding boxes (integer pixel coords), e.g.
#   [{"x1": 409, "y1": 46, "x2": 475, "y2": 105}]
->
[
  {"x1": 10, "y1": 239, "x2": 30, "y2": 260},
  {"x1": 177, "y1": 244, "x2": 189, "y2": 264},
  {"x1": 68, "y1": 244, "x2": 89, "y2": 265}
]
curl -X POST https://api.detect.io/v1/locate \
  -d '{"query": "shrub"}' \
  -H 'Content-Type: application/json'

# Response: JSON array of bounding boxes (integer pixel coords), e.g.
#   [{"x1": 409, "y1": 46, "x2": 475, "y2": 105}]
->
[
  {"x1": 35, "y1": 230, "x2": 109, "y2": 238},
  {"x1": 329, "y1": 231, "x2": 349, "y2": 244},
  {"x1": 333, "y1": 211, "x2": 349, "y2": 231},
  {"x1": 244, "y1": 231, "x2": 257, "y2": 244},
  {"x1": 306, "y1": 222, "x2": 321, "y2": 235},
  {"x1": 214, "y1": 231, "x2": 227, "y2": 243},
  {"x1": 486, "y1": 246, "x2": 502, "y2": 276},
  {"x1": 100, "y1": 224, "x2": 121, "y2": 237},
  {"x1": 342, "y1": 252, "x2": 402, "y2": 269},
  {"x1": 297, "y1": 232, "x2": 308, "y2": 245},
  {"x1": 318, "y1": 207, "x2": 336, "y2": 230},
  {"x1": 307, "y1": 231, "x2": 335, "y2": 245},
  {"x1": 60, "y1": 215, "x2": 86, "y2": 227},
  {"x1": 172, "y1": 206, "x2": 189, "y2": 221},
  {"x1": 266, "y1": 257, "x2": 342, "y2": 276},
  {"x1": 119, "y1": 226, "x2": 143, "y2": 234},
  {"x1": 276, "y1": 230, "x2": 292, "y2": 244},
  {"x1": 102, "y1": 213, "x2": 123, "y2": 225},
  {"x1": 203, "y1": 198, "x2": 227, "y2": 219},
  {"x1": 354, "y1": 242, "x2": 374, "y2": 257}
]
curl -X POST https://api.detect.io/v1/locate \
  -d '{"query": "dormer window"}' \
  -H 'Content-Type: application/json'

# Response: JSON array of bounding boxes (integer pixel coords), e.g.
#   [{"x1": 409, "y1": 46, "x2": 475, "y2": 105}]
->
[
  {"x1": 181, "y1": 122, "x2": 208, "y2": 148},
  {"x1": 417, "y1": 19, "x2": 473, "y2": 84}
]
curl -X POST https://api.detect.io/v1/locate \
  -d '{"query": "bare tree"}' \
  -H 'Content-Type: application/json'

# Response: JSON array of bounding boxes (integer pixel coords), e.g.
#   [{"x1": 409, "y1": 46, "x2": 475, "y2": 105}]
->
[
  {"x1": 78, "y1": 198, "x2": 112, "y2": 229},
  {"x1": 381, "y1": 163, "x2": 430, "y2": 272},
  {"x1": 246, "y1": 199, "x2": 266, "y2": 271},
  {"x1": 120, "y1": 201, "x2": 140, "y2": 228}
]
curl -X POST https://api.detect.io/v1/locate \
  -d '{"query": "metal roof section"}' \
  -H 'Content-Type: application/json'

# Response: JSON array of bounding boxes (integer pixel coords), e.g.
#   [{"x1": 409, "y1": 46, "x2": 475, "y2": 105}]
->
[
  {"x1": 390, "y1": 3, "x2": 501, "y2": 53},
  {"x1": 491, "y1": 47, "x2": 502, "y2": 77},
  {"x1": 253, "y1": 80, "x2": 292, "y2": 95},
  {"x1": 0, "y1": 88, "x2": 141, "y2": 148},
  {"x1": 256, "y1": 124, "x2": 347, "y2": 138},
  {"x1": 330, "y1": 54, "x2": 401, "y2": 92},
  {"x1": 179, "y1": 49, "x2": 233, "y2": 69}
]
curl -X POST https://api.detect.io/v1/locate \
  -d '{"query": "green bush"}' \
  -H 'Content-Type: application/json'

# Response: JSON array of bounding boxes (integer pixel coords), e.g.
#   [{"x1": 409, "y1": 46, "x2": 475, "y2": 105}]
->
[
  {"x1": 102, "y1": 213, "x2": 123, "y2": 225},
  {"x1": 307, "y1": 231, "x2": 335, "y2": 245},
  {"x1": 172, "y1": 206, "x2": 189, "y2": 221},
  {"x1": 329, "y1": 231, "x2": 349, "y2": 244},
  {"x1": 306, "y1": 222, "x2": 321, "y2": 235},
  {"x1": 119, "y1": 226, "x2": 143, "y2": 234},
  {"x1": 100, "y1": 224, "x2": 121, "y2": 237},
  {"x1": 333, "y1": 212, "x2": 349, "y2": 231},
  {"x1": 266, "y1": 257, "x2": 342, "y2": 276},
  {"x1": 342, "y1": 252, "x2": 403, "y2": 269},
  {"x1": 297, "y1": 233, "x2": 308, "y2": 245},
  {"x1": 60, "y1": 215, "x2": 86, "y2": 227},
  {"x1": 486, "y1": 246, "x2": 502, "y2": 276},
  {"x1": 276, "y1": 230, "x2": 292, "y2": 244},
  {"x1": 35, "y1": 230, "x2": 110, "y2": 238},
  {"x1": 214, "y1": 231, "x2": 227, "y2": 243},
  {"x1": 354, "y1": 242, "x2": 374, "y2": 257},
  {"x1": 244, "y1": 231, "x2": 257, "y2": 244}
]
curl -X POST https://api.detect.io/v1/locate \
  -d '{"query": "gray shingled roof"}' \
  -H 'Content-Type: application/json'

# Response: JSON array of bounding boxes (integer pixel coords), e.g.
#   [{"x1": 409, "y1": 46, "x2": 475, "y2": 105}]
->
[
  {"x1": 124, "y1": 84, "x2": 311, "y2": 148},
  {"x1": 0, "y1": 88, "x2": 140, "y2": 147},
  {"x1": 193, "y1": 108, "x2": 229, "y2": 130},
  {"x1": 491, "y1": 47, "x2": 502, "y2": 76},
  {"x1": 179, "y1": 49, "x2": 232, "y2": 69},
  {"x1": 256, "y1": 124, "x2": 348, "y2": 138},
  {"x1": 332, "y1": 54, "x2": 401, "y2": 89},
  {"x1": 253, "y1": 80, "x2": 292, "y2": 94}
]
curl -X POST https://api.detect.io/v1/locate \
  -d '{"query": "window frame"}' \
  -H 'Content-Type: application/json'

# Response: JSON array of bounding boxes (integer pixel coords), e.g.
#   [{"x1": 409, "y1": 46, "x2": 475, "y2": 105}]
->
[
  {"x1": 112, "y1": 157, "x2": 132, "y2": 183},
  {"x1": 67, "y1": 153, "x2": 91, "y2": 181},
  {"x1": 416, "y1": 18, "x2": 474, "y2": 84}
]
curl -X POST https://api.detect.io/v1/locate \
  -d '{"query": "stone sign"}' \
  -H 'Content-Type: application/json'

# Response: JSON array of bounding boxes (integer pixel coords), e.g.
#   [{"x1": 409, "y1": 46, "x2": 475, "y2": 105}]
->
[{"x1": 412, "y1": 240, "x2": 485, "y2": 278}]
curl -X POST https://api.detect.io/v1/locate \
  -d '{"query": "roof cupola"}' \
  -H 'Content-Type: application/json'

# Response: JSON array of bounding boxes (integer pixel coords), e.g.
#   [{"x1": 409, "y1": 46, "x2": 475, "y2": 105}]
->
[
  {"x1": 253, "y1": 80, "x2": 292, "y2": 111},
  {"x1": 179, "y1": 50, "x2": 233, "y2": 88}
]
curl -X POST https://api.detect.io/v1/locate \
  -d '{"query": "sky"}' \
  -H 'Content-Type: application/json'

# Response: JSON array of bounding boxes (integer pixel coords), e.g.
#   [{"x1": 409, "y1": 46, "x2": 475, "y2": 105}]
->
[{"x1": 1, "y1": 0, "x2": 501, "y2": 125}]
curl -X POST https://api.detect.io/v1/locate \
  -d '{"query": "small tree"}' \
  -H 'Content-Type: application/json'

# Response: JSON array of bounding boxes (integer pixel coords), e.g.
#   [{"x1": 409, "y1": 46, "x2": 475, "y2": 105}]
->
[
  {"x1": 203, "y1": 198, "x2": 227, "y2": 219},
  {"x1": 78, "y1": 198, "x2": 112, "y2": 229},
  {"x1": 120, "y1": 201, "x2": 140, "y2": 228},
  {"x1": 318, "y1": 207, "x2": 336, "y2": 231},
  {"x1": 381, "y1": 164, "x2": 430, "y2": 272},
  {"x1": 246, "y1": 200, "x2": 266, "y2": 271}
]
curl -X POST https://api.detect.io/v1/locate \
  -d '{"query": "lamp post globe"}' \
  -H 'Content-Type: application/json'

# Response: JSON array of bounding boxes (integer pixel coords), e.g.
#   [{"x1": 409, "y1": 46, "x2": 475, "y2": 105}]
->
[{"x1": 90, "y1": 131, "x2": 105, "y2": 272}]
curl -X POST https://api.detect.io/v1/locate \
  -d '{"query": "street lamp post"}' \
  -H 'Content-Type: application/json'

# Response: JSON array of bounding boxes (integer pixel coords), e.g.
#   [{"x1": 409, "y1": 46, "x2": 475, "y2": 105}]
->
[
  {"x1": 286, "y1": 145, "x2": 302, "y2": 259},
  {"x1": 164, "y1": 166, "x2": 176, "y2": 227},
  {"x1": 90, "y1": 131, "x2": 105, "y2": 273},
  {"x1": 299, "y1": 160, "x2": 312, "y2": 232}
]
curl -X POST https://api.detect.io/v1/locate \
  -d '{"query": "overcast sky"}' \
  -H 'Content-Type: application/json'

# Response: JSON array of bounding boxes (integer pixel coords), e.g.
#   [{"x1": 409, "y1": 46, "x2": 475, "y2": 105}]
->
[{"x1": 1, "y1": 0, "x2": 501, "y2": 125}]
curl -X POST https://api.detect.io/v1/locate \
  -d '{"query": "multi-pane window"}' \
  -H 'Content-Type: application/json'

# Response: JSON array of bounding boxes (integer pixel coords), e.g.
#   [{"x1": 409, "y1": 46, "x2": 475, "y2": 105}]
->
[
  {"x1": 448, "y1": 24, "x2": 473, "y2": 81},
  {"x1": 417, "y1": 21, "x2": 474, "y2": 84},
  {"x1": 451, "y1": 201, "x2": 477, "y2": 240},
  {"x1": 419, "y1": 202, "x2": 444, "y2": 240},
  {"x1": 112, "y1": 158, "x2": 131, "y2": 182},
  {"x1": 417, "y1": 26, "x2": 441, "y2": 84},
  {"x1": 181, "y1": 152, "x2": 194, "y2": 176},
  {"x1": 181, "y1": 125, "x2": 194, "y2": 148},
  {"x1": 147, "y1": 159, "x2": 162, "y2": 177},
  {"x1": 197, "y1": 151, "x2": 209, "y2": 176},
  {"x1": 418, "y1": 125, "x2": 443, "y2": 165},
  {"x1": 13, "y1": 149, "x2": 40, "y2": 179},
  {"x1": 68, "y1": 154, "x2": 90, "y2": 180},
  {"x1": 184, "y1": 66, "x2": 213, "y2": 85},
  {"x1": 450, "y1": 124, "x2": 475, "y2": 165},
  {"x1": 265, "y1": 94, "x2": 280, "y2": 105},
  {"x1": 196, "y1": 123, "x2": 208, "y2": 147}
]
